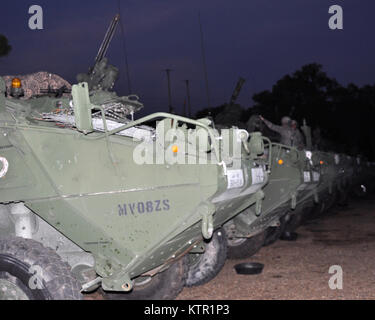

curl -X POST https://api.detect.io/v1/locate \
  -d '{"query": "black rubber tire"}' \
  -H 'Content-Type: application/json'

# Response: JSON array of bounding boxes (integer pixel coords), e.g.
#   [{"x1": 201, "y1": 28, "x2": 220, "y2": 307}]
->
[
  {"x1": 186, "y1": 229, "x2": 227, "y2": 287},
  {"x1": 280, "y1": 231, "x2": 298, "y2": 241},
  {"x1": 102, "y1": 257, "x2": 187, "y2": 300},
  {"x1": 284, "y1": 211, "x2": 305, "y2": 233},
  {"x1": 0, "y1": 237, "x2": 82, "y2": 300},
  {"x1": 264, "y1": 218, "x2": 286, "y2": 246},
  {"x1": 227, "y1": 231, "x2": 266, "y2": 260}
]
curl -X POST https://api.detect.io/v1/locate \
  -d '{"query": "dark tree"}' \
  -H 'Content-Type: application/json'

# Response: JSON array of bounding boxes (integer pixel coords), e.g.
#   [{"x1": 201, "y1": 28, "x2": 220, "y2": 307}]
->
[
  {"x1": 196, "y1": 63, "x2": 375, "y2": 159},
  {"x1": 0, "y1": 35, "x2": 11, "y2": 57},
  {"x1": 253, "y1": 63, "x2": 339, "y2": 126},
  {"x1": 252, "y1": 63, "x2": 375, "y2": 158}
]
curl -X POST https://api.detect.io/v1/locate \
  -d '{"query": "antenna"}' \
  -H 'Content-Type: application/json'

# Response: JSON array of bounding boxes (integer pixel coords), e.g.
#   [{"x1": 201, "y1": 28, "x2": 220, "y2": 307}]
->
[
  {"x1": 164, "y1": 69, "x2": 174, "y2": 114},
  {"x1": 117, "y1": 0, "x2": 133, "y2": 94},
  {"x1": 198, "y1": 13, "x2": 211, "y2": 109},
  {"x1": 95, "y1": 14, "x2": 120, "y2": 64},
  {"x1": 184, "y1": 80, "x2": 192, "y2": 118}
]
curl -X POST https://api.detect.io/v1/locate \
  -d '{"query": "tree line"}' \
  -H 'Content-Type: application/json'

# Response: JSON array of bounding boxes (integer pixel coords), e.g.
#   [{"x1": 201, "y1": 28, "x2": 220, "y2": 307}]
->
[{"x1": 197, "y1": 63, "x2": 375, "y2": 160}]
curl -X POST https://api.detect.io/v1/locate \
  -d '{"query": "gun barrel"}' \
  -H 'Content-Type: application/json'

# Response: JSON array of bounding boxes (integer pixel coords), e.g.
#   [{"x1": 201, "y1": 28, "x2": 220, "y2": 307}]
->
[
  {"x1": 230, "y1": 77, "x2": 246, "y2": 105},
  {"x1": 95, "y1": 14, "x2": 120, "y2": 63}
]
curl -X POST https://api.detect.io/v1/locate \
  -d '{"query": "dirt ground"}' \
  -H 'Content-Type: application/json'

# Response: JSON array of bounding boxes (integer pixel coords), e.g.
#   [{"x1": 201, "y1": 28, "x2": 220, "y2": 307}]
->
[
  {"x1": 87, "y1": 196, "x2": 375, "y2": 300},
  {"x1": 177, "y1": 196, "x2": 375, "y2": 300}
]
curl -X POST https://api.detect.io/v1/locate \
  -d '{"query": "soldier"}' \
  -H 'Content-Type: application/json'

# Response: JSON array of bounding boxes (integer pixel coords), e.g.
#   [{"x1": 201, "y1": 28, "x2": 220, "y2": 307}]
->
[
  {"x1": 290, "y1": 120, "x2": 305, "y2": 150},
  {"x1": 2, "y1": 71, "x2": 71, "y2": 100},
  {"x1": 259, "y1": 115, "x2": 294, "y2": 146}
]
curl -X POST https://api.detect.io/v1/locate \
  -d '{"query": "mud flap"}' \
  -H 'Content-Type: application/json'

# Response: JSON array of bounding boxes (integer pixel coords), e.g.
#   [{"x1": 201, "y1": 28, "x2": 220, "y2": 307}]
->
[{"x1": 200, "y1": 203, "x2": 215, "y2": 240}]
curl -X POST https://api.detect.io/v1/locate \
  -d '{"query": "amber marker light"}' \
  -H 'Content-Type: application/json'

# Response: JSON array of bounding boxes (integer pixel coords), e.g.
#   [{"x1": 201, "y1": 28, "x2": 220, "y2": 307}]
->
[
  {"x1": 278, "y1": 159, "x2": 284, "y2": 165},
  {"x1": 172, "y1": 145, "x2": 179, "y2": 153},
  {"x1": 11, "y1": 78, "x2": 22, "y2": 89},
  {"x1": 320, "y1": 161, "x2": 324, "y2": 165}
]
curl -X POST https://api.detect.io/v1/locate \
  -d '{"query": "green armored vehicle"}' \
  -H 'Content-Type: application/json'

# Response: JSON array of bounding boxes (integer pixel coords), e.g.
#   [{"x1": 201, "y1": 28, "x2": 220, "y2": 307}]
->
[
  {"x1": 0, "y1": 80, "x2": 270, "y2": 300},
  {"x1": 277, "y1": 148, "x2": 321, "y2": 236},
  {"x1": 304, "y1": 152, "x2": 341, "y2": 219},
  {"x1": 223, "y1": 142, "x2": 304, "y2": 258},
  {"x1": 0, "y1": 16, "x2": 270, "y2": 300}
]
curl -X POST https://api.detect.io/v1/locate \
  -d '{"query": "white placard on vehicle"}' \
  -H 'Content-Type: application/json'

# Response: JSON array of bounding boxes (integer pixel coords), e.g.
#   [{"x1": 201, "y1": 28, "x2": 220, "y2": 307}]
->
[
  {"x1": 303, "y1": 171, "x2": 311, "y2": 183},
  {"x1": 312, "y1": 171, "x2": 320, "y2": 182},
  {"x1": 251, "y1": 167, "x2": 265, "y2": 185},
  {"x1": 227, "y1": 169, "x2": 245, "y2": 189}
]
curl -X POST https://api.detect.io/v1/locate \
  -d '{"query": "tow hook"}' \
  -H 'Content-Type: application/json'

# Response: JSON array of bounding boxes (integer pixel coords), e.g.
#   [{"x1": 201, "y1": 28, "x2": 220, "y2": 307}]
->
[{"x1": 81, "y1": 277, "x2": 102, "y2": 293}]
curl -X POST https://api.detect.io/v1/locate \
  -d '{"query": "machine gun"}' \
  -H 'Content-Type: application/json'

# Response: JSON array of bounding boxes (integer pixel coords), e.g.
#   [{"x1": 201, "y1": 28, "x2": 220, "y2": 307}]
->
[{"x1": 77, "y1": 14, "x2": 120, "y2": 91}]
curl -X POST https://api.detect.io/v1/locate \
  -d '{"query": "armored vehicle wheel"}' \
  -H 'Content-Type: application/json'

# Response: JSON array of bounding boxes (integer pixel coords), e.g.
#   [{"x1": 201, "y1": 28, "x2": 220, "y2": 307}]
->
[
  {"x1": 226, "y1": 231, "x2": 266, "y2": 260},
  {"x1": 284, "y1": 211, "x2": 304, "y2": 233},
  {"x1": 0, "y1": 237, "x2": 82, "y2": 300},
  {"x1": 102, "y1": 257, "x2": 187, "y2": 300},
  {"x1": 186, "y1": 229, "x2": 227, "y2": 287},
  {"x1": 280, "y1": 231, "x2": 298, "y2": 241},
  {"x1": 264, "y1": 218, "x2": 286, "y2": 247}
]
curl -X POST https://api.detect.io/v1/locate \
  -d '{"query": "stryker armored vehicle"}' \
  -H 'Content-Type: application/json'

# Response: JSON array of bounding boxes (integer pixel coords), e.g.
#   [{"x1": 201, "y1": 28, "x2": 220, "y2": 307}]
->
[
  {"x1": 223, "y1": 142, "x2": 304, "y2": 258},
  {"x1": 351, "y1": 156, "x2": 369, "y2": 198},
  {"x1": 302, "y1": 152, "x2": 342, "y2": 220},
  {"x1": 221, "y1": 117, "x2": 325, "y2": 256},
  {"x1": 0, "y1": 15, "x2": 270, "y2": 300},
  {"x1": 273, "y1": 148, "x2": 321, "y2": 237}
]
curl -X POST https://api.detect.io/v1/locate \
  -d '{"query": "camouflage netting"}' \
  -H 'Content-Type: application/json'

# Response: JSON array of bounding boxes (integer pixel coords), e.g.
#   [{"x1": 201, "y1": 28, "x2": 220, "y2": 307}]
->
[{"x1": 2, "y1": 71, "x2": 71, "y2": 99}]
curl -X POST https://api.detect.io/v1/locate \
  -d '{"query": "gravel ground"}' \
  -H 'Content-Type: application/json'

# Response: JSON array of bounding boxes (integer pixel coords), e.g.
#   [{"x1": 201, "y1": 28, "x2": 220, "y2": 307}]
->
[{"x1": 177, "y1": 197, "x2": 375, "y2": 300}]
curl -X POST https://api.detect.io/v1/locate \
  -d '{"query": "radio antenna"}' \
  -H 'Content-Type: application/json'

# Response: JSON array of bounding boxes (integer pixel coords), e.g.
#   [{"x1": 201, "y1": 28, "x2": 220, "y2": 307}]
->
[
  {"x1": 198, "y1": 13, "x2": 211, "y2": 109},
  {"x1": 117, "y1": 0, "x2": 133, "y2": 94}
]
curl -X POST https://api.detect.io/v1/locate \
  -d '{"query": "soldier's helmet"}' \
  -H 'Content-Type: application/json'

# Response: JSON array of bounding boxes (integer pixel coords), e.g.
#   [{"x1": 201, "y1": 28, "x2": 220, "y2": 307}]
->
[{"x1": 281, "y1": 116, "x2": 291, "y2": 126}]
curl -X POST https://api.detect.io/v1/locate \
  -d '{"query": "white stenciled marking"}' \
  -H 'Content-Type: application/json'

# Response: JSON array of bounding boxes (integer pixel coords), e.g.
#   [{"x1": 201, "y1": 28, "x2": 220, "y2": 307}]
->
[{"x1": 0, "y1": 157, "x2": 9, "y2": 178}]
